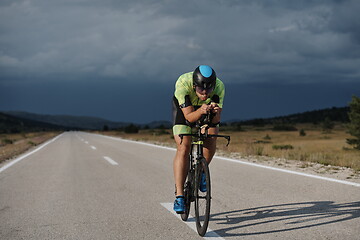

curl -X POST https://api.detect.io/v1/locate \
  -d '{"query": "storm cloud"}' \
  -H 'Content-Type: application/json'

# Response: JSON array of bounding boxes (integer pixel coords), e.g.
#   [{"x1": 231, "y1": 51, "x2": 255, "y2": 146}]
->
[{"x1": 1, "y1": 0, "x2": 359, "y2": 122}]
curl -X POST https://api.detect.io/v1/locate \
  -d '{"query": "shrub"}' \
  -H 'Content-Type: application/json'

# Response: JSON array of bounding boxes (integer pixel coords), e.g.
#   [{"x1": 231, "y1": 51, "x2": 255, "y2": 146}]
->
[
  {"x1": 124, "y1": 124, "x2": 139, "y2": 134},
  {"x1": 228, "y1": 123, "x2": 244, "y2": 131},
  {"x1": 156, "y1": 124, "x2": 166, "y2": 129},
  {"x1": 251, "y1": 118, "x2": 265, "y2": 127},
  {"x1": 2, "y1": 139, "x2": 13, "y2": 145},
  {"x1": 255, "y1": 145, "x2": 264, "y2": 155},
  {"x1": 254, "y1": 140, "x2": 271, "y2": 144},
  {"x1": 234, "y1": 123, "x2": 243, "y2": 131},
  {"x1": 245, "y1": 143, "x2": 264, "y2": 156},
  {"x1": 263, "y1": 134, "x2": 271, "y2": 140},
  {"x1": 152, "y1": 129, "x2": 170, "y2": 136},
  {"x1": 272, "y1": 144, "x2": 294, "y2": 150},
  {"x1": 347, "y1": 138, "x2": 359, "y2": 149},
  {"x1": 322, "y1": 117, "x2": 334, "y2": 133},
  {"x1": 346, "y1": 95, "x2": 360, "y2": 150},
  {"x1": 299, "y1": 129, "x2": 306, "y2": 136}
]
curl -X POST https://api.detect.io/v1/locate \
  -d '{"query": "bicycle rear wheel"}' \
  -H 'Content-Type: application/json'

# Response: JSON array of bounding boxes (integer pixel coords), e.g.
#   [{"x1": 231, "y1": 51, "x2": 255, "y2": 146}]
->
[{"x1": 194, "y1": 157, "x2": 211, "y2": 236}]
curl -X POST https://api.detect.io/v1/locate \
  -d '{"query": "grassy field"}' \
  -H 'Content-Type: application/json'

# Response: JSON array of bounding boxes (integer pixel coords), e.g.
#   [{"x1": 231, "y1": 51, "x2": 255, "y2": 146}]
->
[
  {"x1": 219, "y1": 127, "x2": 360, "y2": 171},
  {"x1": 95, "y1": 123, "x2": 360, "y2": 172},
  {"x1": 0, "y1": 132, "x2": 60, "y2": 164}
]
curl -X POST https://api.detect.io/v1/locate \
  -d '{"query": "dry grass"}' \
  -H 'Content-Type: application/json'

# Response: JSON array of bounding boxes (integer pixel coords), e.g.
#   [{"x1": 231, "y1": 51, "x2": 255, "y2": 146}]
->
[
  {"x1": 95, "y1": 124, "x2": 360, "y2": 171},
  {"x1": 0, "y1": 132, "x2": 60, "y2": 164},
  {"x1": 219, "y1": 129, "x2": 360, "y2": 171}
]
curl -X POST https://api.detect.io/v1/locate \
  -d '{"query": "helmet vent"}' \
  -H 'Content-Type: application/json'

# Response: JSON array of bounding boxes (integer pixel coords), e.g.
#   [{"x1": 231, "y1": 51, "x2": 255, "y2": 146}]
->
[{"x1": 199, "y1": 65, "x2": 212, "y2": 78}]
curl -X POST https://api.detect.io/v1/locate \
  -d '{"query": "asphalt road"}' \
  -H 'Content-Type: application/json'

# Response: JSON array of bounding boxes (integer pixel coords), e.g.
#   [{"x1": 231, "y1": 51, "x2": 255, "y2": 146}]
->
[{"x1": 0, "y1": 132, "x2": 359, "y2": 239}]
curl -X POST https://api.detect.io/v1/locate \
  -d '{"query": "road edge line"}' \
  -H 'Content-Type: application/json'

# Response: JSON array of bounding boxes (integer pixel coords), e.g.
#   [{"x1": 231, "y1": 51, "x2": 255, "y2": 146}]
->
[
  {"x1": 0, "y1": 132, "x2": 64, "y2": 174},
  {"x1": 216, "y1": 156, "x2": 360, "y2": 187}
]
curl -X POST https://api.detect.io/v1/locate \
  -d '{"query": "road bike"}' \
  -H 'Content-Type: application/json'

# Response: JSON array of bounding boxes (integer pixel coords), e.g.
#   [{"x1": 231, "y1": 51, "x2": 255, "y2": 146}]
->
[{"x1": 179, "y1": 120, "x2": 230, "y2": 236}]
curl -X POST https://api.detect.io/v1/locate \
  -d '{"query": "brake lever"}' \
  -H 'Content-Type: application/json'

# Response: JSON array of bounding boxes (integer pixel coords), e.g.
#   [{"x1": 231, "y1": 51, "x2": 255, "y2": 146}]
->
[{"x1": 226, "y1": 136, "x2": 231, "y2": 147}]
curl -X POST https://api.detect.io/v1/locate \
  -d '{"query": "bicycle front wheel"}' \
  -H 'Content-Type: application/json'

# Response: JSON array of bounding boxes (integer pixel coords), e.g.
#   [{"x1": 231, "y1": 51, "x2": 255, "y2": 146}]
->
[
  {"x1": 181, "y1": 179, "x2": 192, "y2": 221},
  {"x1": 194, "y1": 157, "x2": 211, "y2": 236}
]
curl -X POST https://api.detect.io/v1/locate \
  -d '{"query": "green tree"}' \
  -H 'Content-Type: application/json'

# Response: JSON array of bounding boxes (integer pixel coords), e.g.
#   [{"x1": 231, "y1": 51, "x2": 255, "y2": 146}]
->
[
  {"x1": 299, "y1": 129, "x2": 306, "y2": 136},
  {"x1": 346, "y1": 95, "x2": 360, "y2": 149},
  {"x1": 234, "y1": 123, "x2": 243, "y2": 131},
  {"x1": 322, "y1": 117, "x2": 334, "y2": 133},
  {"x1": 124, "y1": 124, "x2": 139, "y2": 134}
]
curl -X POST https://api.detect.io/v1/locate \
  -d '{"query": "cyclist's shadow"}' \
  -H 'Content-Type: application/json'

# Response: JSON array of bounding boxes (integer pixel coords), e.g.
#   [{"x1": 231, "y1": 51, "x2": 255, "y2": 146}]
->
[{"x1": 210, "y1": 201, "x2": 360, "y2": 237}]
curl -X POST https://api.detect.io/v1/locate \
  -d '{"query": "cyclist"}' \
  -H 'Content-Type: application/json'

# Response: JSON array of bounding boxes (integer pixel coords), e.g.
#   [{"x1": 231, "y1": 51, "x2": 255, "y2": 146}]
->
[{"x1": 172, "y1": 65, "x2": 225, "y2": 213}]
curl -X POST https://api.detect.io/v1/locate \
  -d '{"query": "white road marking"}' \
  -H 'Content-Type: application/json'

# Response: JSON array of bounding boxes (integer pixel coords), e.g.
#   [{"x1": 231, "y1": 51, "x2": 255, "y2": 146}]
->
[
  {"x1": 91, "y1": 146, "x2": 96, "y2": 150},
  {"x1": 216, "y1": 156, "x2": 360, "y2": 187},
  {"x1": 0, "y1": 133, "x2": 64, "y2": 174},
  {"x1": 85, "y1": 141, "x2": 89, "y2": 144},
  {"x1": 98, "y1": 134, "x2": 176, "y2": 151},
  {"x1": 160, "y1": 202, "x2": 224, "y2": 239},
  {"x1": 103, "y1": 156, "x2": 118, "y2": 165},
  {"x1": 75, "y1": 135, "x2": 84, "y2": 141},
  {"x1": 93, "y1": 132, "x2": 360, "y2": 188}
]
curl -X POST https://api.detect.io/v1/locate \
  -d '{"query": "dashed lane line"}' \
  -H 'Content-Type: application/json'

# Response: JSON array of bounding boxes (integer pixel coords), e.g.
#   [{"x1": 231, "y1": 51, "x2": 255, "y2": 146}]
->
[
  {"x1": 103, "y1": 156, "x2": 118, "y2": 165},
  {"x1": 0, "y1": 133, "x2": 64, "y2": 174}
]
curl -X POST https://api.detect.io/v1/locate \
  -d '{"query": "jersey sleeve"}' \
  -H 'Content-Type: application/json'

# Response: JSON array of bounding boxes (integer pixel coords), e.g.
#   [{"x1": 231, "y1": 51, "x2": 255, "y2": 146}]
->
[
  {"x1": 216, "y1": 79, "x2": 225, "y2": 108},
  {"x1": 174, "y1": 76, "x2": 191, "y2": 107}
]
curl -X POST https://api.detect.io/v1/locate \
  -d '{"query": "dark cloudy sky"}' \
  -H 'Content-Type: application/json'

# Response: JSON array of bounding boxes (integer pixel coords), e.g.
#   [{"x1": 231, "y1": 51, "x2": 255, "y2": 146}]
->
[{"x1": 1, "y1": 0, "x2": 359, "y2": 123}]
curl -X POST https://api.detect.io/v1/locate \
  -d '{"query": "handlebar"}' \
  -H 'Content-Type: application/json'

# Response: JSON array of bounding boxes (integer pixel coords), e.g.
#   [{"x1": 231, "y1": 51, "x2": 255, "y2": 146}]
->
[
  {"x1": 196, "y1": 102, "x2": 219, "y2": 127},
  {"x1": 179, "y1": 102, "x2": 230, "y2": 146},
  {"x1": 179, "y1": 133, "x2": 231, "y2": 146}
]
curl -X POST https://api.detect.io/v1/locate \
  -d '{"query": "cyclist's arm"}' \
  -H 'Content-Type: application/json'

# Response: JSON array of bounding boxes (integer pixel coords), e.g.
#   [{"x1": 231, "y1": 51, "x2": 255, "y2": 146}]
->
[
  {"x1": 181, "y1": 104, "x2": 209, "y2": 123},
  {"x1": 210, "y1": 104, "x2": 222, "y2": 124},
  {"x1": 210, "y1": 79, "x2": 225, "y2": 125}
]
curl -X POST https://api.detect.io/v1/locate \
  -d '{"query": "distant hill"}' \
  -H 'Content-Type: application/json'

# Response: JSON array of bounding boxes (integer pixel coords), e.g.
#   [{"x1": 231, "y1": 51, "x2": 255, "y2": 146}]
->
[
  {"x1": 3, "y1": 111, "x2": 173, "y2": 130},
  {"x1": 4, "y1": 111, "x2": 131, "y2": 130},
  {"x1": 4, "y1": 106, "x2": 347, "y2": 132},
  {"x1": 230, "y1": 106, "x2": 349, "y2": 126},
  {"x1": 143, "y1": 121, "x2": 172, "y2": 129},
  {"x1": 0, "y1": 112, "x2": 66, "y2": 133}
]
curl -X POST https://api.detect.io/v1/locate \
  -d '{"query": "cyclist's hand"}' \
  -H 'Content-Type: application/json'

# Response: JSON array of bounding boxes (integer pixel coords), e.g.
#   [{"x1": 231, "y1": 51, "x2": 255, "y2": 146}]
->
[
  {"x1": 210, "y1": 102, "x2": 221, "y2": 114},
  {"x1": 199, "y1": 104, "x2": 210, "y2": 114}
]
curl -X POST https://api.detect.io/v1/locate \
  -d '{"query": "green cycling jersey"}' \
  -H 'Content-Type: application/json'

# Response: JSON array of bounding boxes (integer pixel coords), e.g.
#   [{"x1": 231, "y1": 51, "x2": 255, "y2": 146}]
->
[
  {"x1": 174, "y1": 72, "x2": 225, "y2": 109},
  {"x1": 172, "y1": 72, "x2": 225, "y2": 135}
]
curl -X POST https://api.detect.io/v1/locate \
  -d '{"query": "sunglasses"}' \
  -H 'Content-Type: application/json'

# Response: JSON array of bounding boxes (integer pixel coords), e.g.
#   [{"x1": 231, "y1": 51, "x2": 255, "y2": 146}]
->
[{"x1": 195, "y1": 86, "x2": 214, "y2": 93}]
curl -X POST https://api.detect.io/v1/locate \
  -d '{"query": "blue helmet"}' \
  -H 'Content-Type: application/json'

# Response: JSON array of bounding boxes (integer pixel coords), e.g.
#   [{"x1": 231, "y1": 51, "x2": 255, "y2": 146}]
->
[{"x1": 193, "y1": 65, "x2": 217, "y2": 89}]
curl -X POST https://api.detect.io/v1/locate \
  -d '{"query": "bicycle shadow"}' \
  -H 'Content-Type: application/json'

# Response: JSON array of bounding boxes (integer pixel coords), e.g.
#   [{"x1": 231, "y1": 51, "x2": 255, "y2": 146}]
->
[{"x1": 210, "y1": 201, "x2": 360, "y2": 237}]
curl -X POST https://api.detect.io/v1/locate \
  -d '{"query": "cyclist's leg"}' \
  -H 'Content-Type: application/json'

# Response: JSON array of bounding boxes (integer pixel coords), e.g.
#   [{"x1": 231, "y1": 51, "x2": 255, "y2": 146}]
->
[
  {"x1": 172, "y1": 96, "x2": 193, "y2": 197},
  {"x1": 173, "y1": 133, "x2": 191, "y2": 196},
  {"x1": 203, "y1": 126, "x2": 219, "y2": 164}
]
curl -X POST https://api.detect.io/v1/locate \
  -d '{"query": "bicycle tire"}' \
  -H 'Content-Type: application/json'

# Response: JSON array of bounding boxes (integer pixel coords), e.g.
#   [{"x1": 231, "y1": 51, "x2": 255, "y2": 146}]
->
[
  {"x1": 194, "y1": 157, "x2": 211, "y2": 236},
  {"x1": 180, "y1": 179, "x2": 191, "y2": 221}
]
